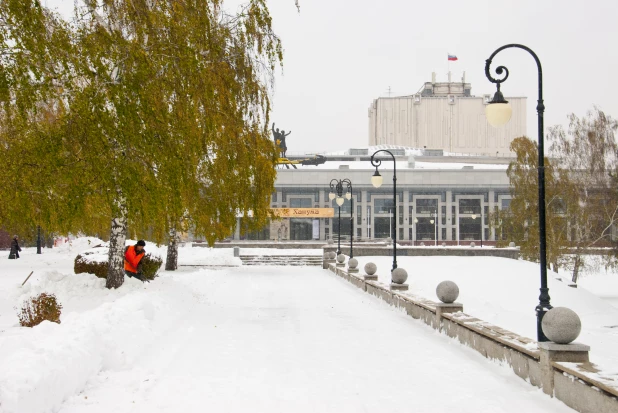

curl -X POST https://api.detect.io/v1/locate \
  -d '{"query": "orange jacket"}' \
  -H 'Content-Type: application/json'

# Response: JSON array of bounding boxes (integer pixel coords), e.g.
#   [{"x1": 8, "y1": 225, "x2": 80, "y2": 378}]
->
[{"x1": 124, "y1": 245, "x2": 145, "y2": 273}]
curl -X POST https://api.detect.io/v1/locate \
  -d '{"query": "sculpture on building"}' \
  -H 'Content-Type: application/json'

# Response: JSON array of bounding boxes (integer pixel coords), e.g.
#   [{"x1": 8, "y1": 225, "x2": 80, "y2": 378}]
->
[
  {"x1": 272, "y1": 122, "x2": 292, "y2": 158},
  {"x1": 272, "y1": 122, "x2": 327, "y2": 169}
]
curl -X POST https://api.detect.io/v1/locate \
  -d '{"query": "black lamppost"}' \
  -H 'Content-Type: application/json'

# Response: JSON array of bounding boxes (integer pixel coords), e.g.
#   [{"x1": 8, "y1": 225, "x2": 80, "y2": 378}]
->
[
  {"x1": 485, "y1": 44, "x2": 551, "y2": 341},
  {"x1": 370, "y1": 150, "x2": 397, "y2": 273},
  {"x1": 329, "y1": 178, "x2": 353, "y2": 257},
  {"x1": 36, "y1": 225, "x2": 42, "y2": 254}
]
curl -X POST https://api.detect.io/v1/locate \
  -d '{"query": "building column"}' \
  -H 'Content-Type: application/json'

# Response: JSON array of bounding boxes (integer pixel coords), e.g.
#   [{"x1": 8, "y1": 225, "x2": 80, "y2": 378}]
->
[
  {"x1": 488, "y1": 191, "x2": 495, "y2": 241},
  {"x1": 234, "y1": 218, "x2": 241, "y2": 240},
  {"x1": 446, "y1": 191, "x2": 453, "y2": 241},
  {"x1": 361, "y1": 190, "x2": 368, "y2": 239},
  {"x1": 403, "y1": 190, "x2": 410, "y2": 240}
]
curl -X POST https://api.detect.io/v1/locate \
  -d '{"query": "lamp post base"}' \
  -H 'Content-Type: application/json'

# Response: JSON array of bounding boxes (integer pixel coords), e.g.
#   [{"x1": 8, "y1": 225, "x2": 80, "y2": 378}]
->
[{"x1": 536, "y1": 303, "x2": 553, "y2": 342}]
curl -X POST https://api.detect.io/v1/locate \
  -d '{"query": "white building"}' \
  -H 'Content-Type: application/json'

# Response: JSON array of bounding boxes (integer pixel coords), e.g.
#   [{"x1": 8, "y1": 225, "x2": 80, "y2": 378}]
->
[
  {"x1": 368, "y1": 73, "x2": 527, "y2": 155},
  {"x1": 233, "y1": 146, "x2": 514, "y2": 244}
]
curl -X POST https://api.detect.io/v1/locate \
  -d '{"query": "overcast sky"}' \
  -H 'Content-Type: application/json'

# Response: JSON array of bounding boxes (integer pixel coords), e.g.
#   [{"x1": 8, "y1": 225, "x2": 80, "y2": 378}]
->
[{"x1": 47, "y1": 0, "x2": 618, "y2": 154}]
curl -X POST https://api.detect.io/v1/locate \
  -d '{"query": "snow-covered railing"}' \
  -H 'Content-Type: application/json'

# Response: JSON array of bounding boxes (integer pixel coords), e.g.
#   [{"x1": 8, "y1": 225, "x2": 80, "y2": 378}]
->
[{"x1": 323, "y1": 247, "x2": 618, "y2": 413}]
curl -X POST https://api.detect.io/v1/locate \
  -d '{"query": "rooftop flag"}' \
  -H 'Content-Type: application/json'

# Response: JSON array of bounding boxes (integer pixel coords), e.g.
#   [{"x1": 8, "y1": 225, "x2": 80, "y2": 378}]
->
[{"x1": 448, "y1": 54, "x2": 458, "y2": 61}]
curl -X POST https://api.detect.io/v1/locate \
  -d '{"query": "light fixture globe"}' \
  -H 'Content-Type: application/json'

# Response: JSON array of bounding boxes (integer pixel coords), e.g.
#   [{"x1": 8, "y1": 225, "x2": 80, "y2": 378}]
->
[
  {"x1": 371, "y1": 170, "x2": 383, "y2": 188},
  {"x1": 328, "y1": 192, "x2": 336, "y2": 200},
  {"x1": 485, "y1": 90, "x2": 512, "y2": 127},
  {"x1": 336, "y1": 197, "x2": 345, "y2": 206},
  {"x1": 345, "y1": 192, "x2": 352, "y2": 200}
]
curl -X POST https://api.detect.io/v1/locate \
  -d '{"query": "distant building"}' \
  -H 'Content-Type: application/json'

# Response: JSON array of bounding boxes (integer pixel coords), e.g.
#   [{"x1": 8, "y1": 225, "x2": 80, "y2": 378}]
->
[
  {"x1": 230, "y1": 146, "x2": 515, "y2": 244},
  {"x1": 368, "y1": 73, "x2": 527, "y2": 155}
]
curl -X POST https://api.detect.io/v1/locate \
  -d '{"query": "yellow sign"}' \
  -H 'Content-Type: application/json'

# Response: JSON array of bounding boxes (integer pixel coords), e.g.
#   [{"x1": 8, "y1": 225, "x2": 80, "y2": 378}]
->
[{"x1": 272, "y1": 208, "x2": 335, "y2": 218}]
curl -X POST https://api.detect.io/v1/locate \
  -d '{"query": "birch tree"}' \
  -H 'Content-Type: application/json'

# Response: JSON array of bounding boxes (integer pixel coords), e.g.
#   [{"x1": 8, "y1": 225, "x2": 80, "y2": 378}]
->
[
  {"x1": 1, "y1": 0, "x2": 282, "y2": 285},
  {"x1": 493, "y1": 108, "x2": 618, "y2": 282}
]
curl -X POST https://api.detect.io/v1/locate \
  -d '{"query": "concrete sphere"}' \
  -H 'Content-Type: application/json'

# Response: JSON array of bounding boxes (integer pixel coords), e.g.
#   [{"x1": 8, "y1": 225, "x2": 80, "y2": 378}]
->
[
  {"x1": 436, "y1": 281, "x2": 459, "y2": 304},
  {"x1": 509, "y1": 242, "x2": 516, "y2": 248},
  {"x1": 336, "y1": 254, "x2": 346, "y2": 263},
  {"x1": 327, "y1": 238, "x2": 334, "y2": 245},
  {"x1": 470, "y1": 242, "x2": 475, "y2": 247},
  {"x1": 542, "y1": 307, "x2": 582, "y2": 344},
  {"x1": 348, "y1": 258, "x2": 358, "y2": 269},
  {"x1": 323, "y1": 252, "x2": 330, "y2": 259},
  {"x1": 441, "y1": 242, "x2": 446, "y2": 247},
  {"x1": 364, "y1": 262, "x2": 377, "y2": 275},
  {"x1": 420, "y1": 242, "x2": 425, "y2": 247},
  {"x1": 329, "y1": 251, "x2": 336, "y2": 259},
  {"x1": 386, "y1": 237, "x2": 393, "y2": 245},
  {"x1": 391, "y1": 268, "x2": 408, "y2": 284}
]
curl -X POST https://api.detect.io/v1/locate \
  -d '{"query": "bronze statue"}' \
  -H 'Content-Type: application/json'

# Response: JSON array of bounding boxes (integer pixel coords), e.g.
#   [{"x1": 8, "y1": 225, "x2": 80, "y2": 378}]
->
[{"x1": 272, "y1": 122, "x2": 292, "y2": 158}]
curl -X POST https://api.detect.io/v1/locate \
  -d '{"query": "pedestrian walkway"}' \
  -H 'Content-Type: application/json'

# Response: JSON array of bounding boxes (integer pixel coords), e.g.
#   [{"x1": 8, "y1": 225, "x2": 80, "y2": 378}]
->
[{"x1": 58, "y1": 267, "x2": 573, "y2": 413}]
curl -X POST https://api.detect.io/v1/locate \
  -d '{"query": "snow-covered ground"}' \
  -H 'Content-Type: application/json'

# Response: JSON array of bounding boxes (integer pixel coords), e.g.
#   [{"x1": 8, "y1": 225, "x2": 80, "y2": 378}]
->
[
  {"x1": 0, "y1": 242, "x2": 575, "y2": 412},
  {"x1": 352, "y1": 255, "x2": 618, "y2": 374}
]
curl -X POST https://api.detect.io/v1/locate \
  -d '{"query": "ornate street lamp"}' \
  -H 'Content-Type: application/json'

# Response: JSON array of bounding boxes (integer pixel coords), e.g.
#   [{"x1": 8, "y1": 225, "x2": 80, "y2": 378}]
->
[
  {"x1": 370, "y1": 150, "x2": 398, "y2": 273},
  {"x1": 485, "y1": 44, "x2": 551, "y2": 341},
  {"x1": 329, "y1": 178, "x2": 354, "y2": 257}
]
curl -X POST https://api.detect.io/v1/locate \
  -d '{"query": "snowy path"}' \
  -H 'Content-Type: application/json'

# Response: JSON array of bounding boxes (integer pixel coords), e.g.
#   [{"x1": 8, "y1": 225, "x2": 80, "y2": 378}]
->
[{"x1": 57, "y1": 267, "x2": 572, "y2": 413}]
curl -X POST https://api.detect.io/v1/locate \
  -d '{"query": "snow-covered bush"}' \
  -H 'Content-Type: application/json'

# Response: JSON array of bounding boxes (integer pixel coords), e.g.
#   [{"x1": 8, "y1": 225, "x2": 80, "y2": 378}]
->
[
  {"x1": 74, "y1": 246, "x2": 163, "y2": 280},
  {"x1": 140, "y1": 254, "x2": 163, "y2": 280},
  {"x1": 74, "y1": 247, "x2": 108, "y2": 278},
  {"x1": 18, "y1": 293, "x2": 63, "y2": 327}
]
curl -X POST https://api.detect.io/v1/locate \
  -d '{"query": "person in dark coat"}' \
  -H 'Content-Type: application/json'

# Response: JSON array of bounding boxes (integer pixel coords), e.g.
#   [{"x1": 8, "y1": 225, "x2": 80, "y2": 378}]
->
[{"x1": 9, "y1": 235, "x2": 21, "y2": 259}]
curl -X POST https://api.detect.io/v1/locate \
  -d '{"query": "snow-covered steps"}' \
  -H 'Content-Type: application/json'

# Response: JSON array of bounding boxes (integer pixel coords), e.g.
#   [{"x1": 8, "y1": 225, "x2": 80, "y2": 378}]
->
[{"x1": 239, "y1": 255, "x2": 323, "y2": 266}]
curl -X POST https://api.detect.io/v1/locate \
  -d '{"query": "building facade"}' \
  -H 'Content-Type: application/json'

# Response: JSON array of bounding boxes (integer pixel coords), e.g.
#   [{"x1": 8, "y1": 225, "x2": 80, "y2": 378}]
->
[
  {"x1": 233, "y1": 149, "x2": 514, "y2": 244},
  {"x1": 368, "y1": 73, "x2": 527, "y2": 155}
]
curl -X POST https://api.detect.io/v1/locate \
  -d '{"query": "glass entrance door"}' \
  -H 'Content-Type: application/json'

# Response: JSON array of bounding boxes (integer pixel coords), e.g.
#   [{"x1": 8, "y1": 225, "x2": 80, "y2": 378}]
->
[{"x1": 290, "y1": 219, "x2": 313, "y2": 240}]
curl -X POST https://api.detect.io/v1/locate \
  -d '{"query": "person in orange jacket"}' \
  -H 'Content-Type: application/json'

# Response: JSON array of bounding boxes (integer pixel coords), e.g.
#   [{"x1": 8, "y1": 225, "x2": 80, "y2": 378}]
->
[{"x1": 125, "y1": 240, "x2": 146, "y2": 281}]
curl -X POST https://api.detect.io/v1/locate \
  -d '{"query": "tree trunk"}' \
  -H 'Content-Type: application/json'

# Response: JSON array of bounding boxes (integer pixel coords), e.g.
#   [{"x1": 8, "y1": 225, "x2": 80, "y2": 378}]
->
[
  {"x1": 106, "y1": 201, "x2": 128, "y2": 289},
  {"x1": 572, "y1": 255, "x2": 582, "y2": 284},
  {"x1": 165, "y1": 227, "x2": 179, "y2": 271}
]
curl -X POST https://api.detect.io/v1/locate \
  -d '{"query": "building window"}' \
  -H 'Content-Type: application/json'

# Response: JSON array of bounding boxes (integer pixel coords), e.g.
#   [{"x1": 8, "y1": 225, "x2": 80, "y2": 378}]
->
[
  {"x1": 357, "y1": 206, "x2": 362, "y2": 225},
  {"x1": 374, "y1": 198, "x2": 395, "y2": 214},
  {"x1": 459, "y1": 199, "x2": 481, "y2": 215},
  {"x1": 290, "y1": 198, "x2": 313, "y2": 208},
  {"x1": 332, "y1": 199, "x2": 352, "y2": 214},
  {"x1": 501, "y1": 198, "x2": 512, "y2": 210},
  {"x1": 416, "y1": 217, "x2": 436, "y2": 240},
  {"x1": 416, "y1": 199, "x2": 438, "y2": 214}
]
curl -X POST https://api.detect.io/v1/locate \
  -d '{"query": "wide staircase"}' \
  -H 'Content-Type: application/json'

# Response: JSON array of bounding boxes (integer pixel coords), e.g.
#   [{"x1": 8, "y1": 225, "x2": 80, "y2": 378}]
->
[{"x1": 239, "y1": 254, "x2": 323, "y2": 267}]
